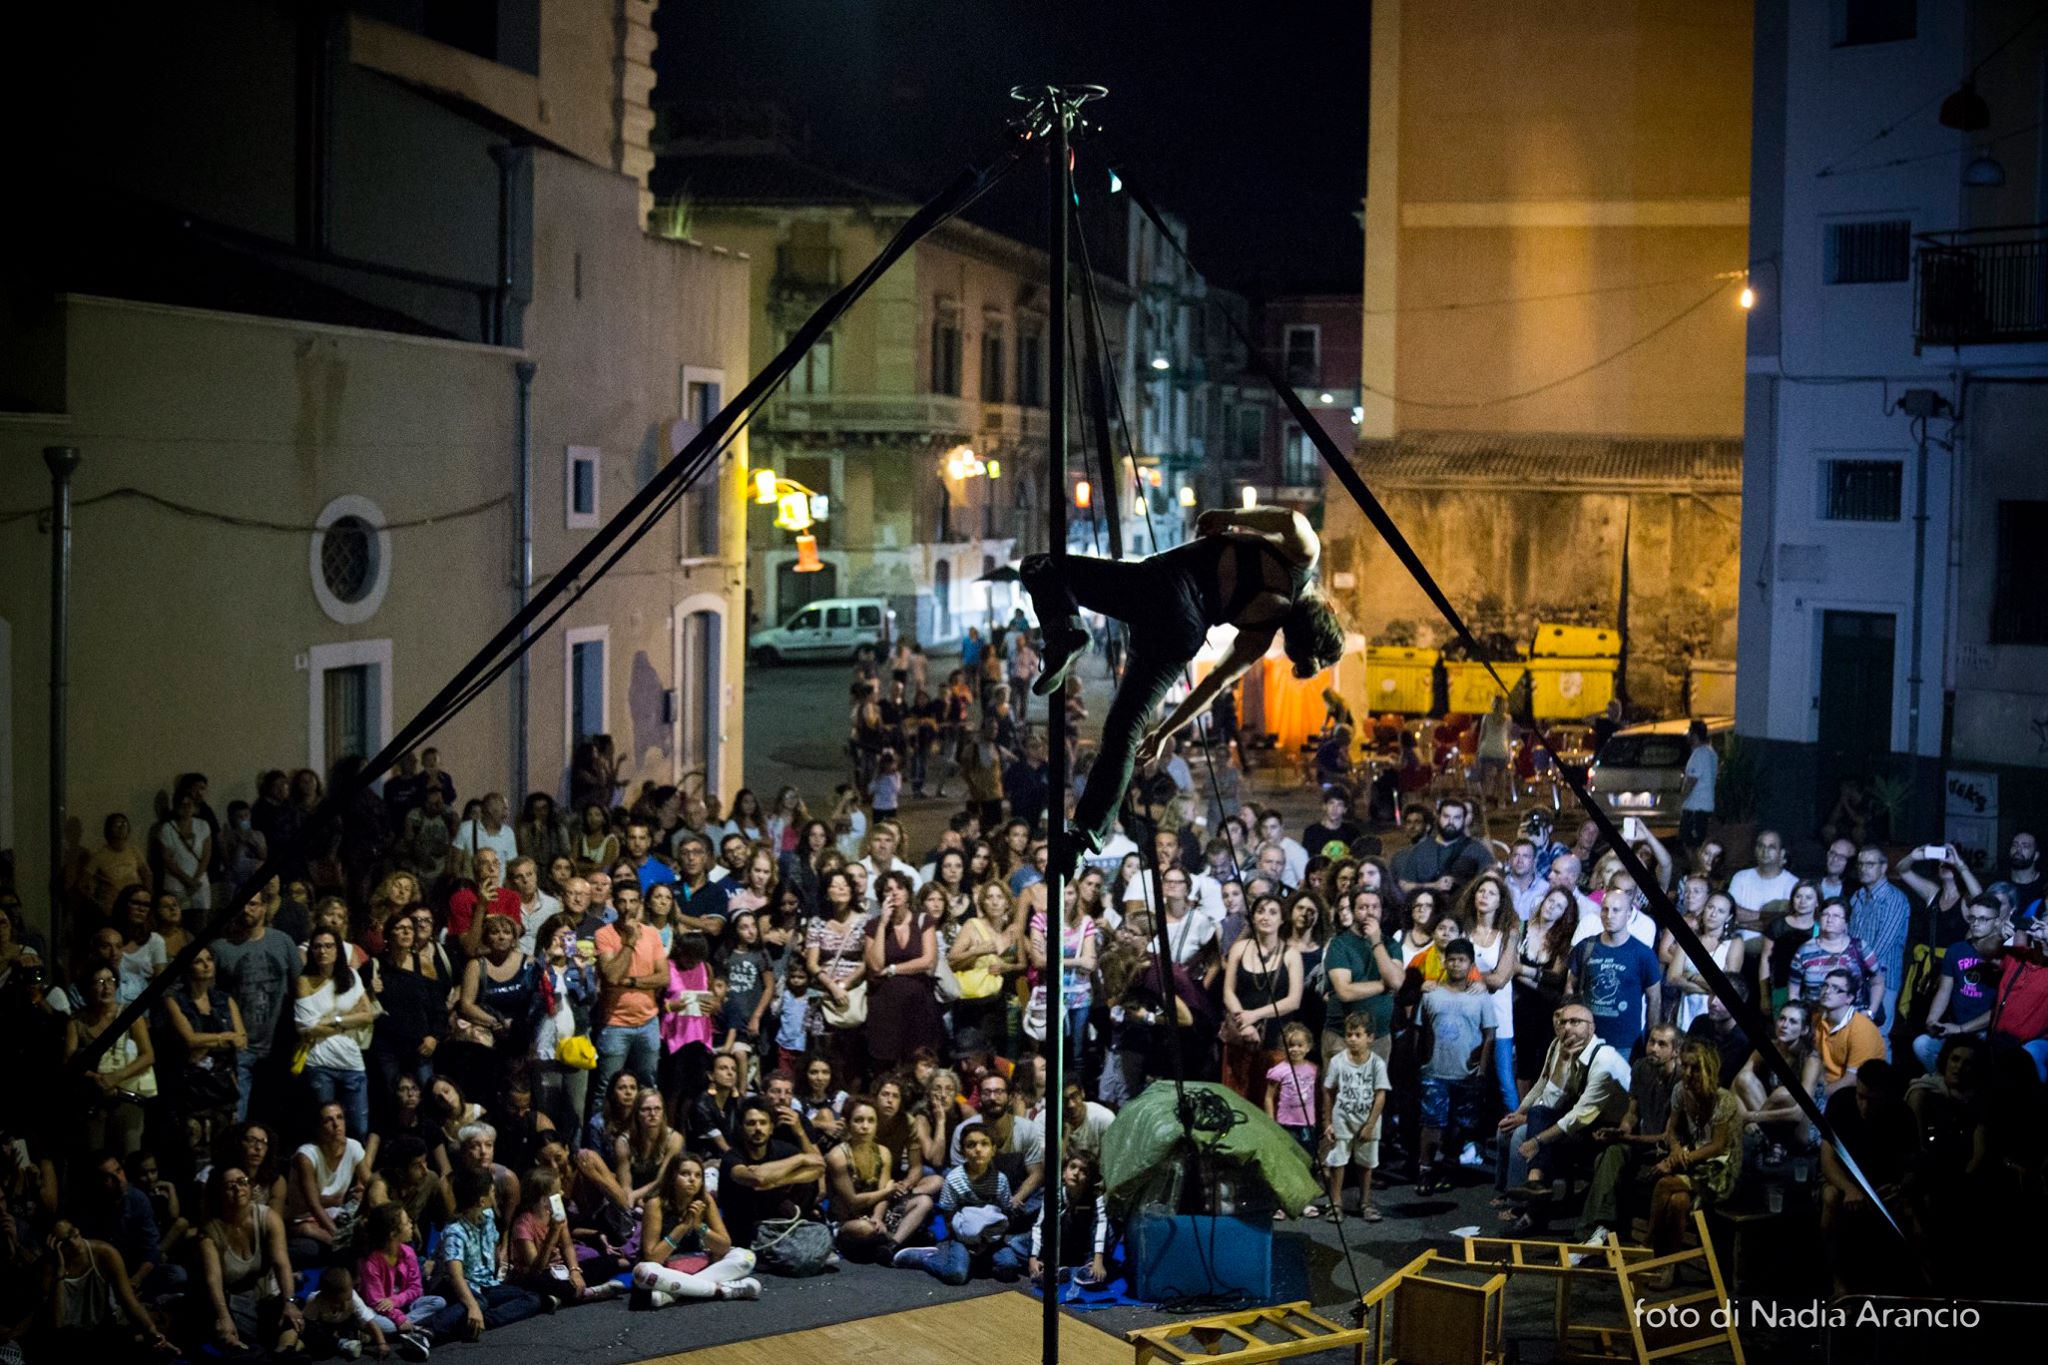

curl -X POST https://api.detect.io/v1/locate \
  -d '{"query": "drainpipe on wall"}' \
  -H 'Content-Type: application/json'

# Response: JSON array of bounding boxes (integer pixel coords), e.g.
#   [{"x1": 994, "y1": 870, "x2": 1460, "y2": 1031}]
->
[
  {"x1": 43, "y1": 447, "x2": 79, "y2": 954},
  {"x1": 513, "y1": 362, "x2": 537, "y2": 800},
  {"x1": 1898, "y1": 388, "x2": 1950, "y2": 760}
]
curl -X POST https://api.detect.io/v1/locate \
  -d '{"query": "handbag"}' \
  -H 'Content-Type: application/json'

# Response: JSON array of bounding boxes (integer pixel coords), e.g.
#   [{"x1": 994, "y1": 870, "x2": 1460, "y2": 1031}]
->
[
  {"x1": 819, "y1": 927, "x2": 867, "y2": 1029},
  {"x1": 822, "y1": 981, "x2": 868, "y2": 1029},
  {"x1": 752, "y1": 1215, "x2": 834, "y2": 1277},
  {"x1": 555, "y1": 1035, "x2": 598, "y2": 1070},
  {"x1": 952, "y1": 924, "x2": 1004, "y2": 1001},
  {"x1": 182, "y1": 1055, "x2": 243, "y2": 1111},
  {"x1": 86, "y1": 1024, "x2": 158, "y2": 1100},
  {"x1": 932, "y1": 939, "x2": 964, "y2": 1004},
  {"x1": 1021, "y1": 984, "x2": 1048, "y2": 1041}
]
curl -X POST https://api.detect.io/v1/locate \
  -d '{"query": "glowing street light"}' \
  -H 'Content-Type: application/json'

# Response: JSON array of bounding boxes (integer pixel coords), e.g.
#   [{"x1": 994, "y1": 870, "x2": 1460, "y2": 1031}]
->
[
  {"x1": 942, "y1": 444, "x2": 988, "y2": 480},
  {"x1": 1241, "y1": 484, "x2": 1257, "y2": 509},
  {"x1": 1074, "y1": 479, "x2": 1092, "y2": 509},
  {"x1": 1738, "y1": 285, "x2": 1756, "y2": 310},
  {"x1": 1178, "y1": 485, "x2": 1197, "y2": 507}
]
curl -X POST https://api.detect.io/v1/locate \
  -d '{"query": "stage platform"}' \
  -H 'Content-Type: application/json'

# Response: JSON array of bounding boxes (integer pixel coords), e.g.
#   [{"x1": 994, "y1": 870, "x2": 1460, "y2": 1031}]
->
[{"x1": 639, "y1": 1290, "x2": 1131, "y2": 1365}]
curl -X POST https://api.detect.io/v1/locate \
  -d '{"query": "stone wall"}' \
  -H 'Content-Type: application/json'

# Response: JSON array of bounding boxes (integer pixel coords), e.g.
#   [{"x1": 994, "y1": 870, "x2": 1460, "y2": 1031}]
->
[{"x1": 1322, "y1": 483, "x2": 1741, "y2": 715}]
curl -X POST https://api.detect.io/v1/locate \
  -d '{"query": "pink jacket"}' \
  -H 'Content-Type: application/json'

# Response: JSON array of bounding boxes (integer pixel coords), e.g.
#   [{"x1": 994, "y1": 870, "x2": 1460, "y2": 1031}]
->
[{"x1": 357, "y1": 1243, "x2": 424, "y2": 1311}]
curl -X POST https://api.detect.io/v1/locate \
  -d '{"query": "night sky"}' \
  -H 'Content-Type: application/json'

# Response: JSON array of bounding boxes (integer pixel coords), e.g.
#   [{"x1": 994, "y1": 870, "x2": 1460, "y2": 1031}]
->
[{"x1": 651, "y1": 0, "x2": 1369, "y2": 293}]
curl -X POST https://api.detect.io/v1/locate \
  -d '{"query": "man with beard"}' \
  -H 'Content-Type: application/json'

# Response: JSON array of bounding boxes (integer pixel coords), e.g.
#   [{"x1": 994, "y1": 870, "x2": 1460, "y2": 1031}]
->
[
  {"x1": 2002, "y1": 831, "x2": 2043, "y2": 922},
  {"x1": 1577, "y1": 1021, "x2": 1681, "y2": 1244},
  {"x1": 718, "y1": 1097, "x2": 826, "y2": 1249},
  {"x1": 1392, "y1": 797, "x2": 1494, "y2": 901},
  {"x1": 1495, "y1": 998, "x2": 1631, "y2": 1232},
  {"x1": 947, "y1": 1073, "x2": 1046, "y2": 1214},
  {"x1": 211, "y1": 893, "x2": 302, "y2": 1119}
]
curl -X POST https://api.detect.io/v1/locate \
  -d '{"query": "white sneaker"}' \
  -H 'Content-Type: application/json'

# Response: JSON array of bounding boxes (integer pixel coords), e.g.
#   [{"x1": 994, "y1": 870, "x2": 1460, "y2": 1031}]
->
[
  {"x1": 1568, "y1": 1227, "x2": 1612, "y2": 1267},
  {"x1": 648, "y1": 1289, "x2": 677, "y2": 1310},
  {"x1": 1458, "y1": 1142, "x2": 1484, "y2": 1168},
  {"x1": 338, "y1": 1342, "x2": 363, "y2": 1361},
  {"x1": 718, "y1": 1277, "x2": 763, "y2": 1300}
]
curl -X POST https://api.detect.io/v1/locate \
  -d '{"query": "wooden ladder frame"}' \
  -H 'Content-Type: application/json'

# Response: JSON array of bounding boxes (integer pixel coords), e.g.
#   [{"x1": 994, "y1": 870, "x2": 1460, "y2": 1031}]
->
[
  {"x1": 1452, "y1": 1210, "x2": 1743, "y2": 1364},
  {"x1": 1127, "y1": 1301, "x2": 1372, "y2": 1365}
]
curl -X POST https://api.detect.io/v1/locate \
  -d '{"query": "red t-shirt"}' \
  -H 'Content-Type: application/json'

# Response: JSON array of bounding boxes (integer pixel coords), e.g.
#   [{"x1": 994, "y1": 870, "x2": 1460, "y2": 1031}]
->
[{"x1": 447, "y1": 886, "x2": 524, "y2": 939}]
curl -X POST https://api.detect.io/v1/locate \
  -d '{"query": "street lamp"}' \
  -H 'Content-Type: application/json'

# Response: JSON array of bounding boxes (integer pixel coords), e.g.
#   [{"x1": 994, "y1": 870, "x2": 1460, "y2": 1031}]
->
[{"x1": 751, "y1": 467, "x2": 830, "y2": 570}]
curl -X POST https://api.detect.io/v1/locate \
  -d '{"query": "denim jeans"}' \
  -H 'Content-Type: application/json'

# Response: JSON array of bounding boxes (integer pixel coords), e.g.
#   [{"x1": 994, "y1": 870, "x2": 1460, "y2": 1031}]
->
[
  {"x1": 306, "y1": 1065, "x2": 371, "y2": 1140},
  {"x1": 423, "y1": 1282, "x2": 543, "y2": 1339},
  {"x1": 371, "y1": 1296, "x2": 447, "y2": 1335},
  {"x1": 1495, "y1": 1103, "x2": 1564, "y2": 1191},
  {"x1": 234, "y1": 1051, "x2": 260, "y2": 1123},
  {"x1": 596, "y1": 1019, "x2": 662, "y2": 1100},
  {"x1": 922, "y1": 1230, "x2": 1033, "y2": 1285},
  {"x1": 1492, "y1": 1037, "x2": 1520, "y2": 1111}
]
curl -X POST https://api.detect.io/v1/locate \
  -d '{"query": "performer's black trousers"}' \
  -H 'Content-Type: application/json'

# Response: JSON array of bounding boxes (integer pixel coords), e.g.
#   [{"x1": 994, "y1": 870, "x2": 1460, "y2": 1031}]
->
[{"x1": 1022, "y1": 552, "x2": 1208, "y2": 843}]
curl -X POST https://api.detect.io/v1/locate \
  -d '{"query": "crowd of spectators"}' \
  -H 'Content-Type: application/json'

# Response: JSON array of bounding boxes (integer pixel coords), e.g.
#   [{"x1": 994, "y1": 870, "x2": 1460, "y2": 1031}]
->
[{"x1": 1, "y1": 631, "x2": 2045, "y2": 1357}]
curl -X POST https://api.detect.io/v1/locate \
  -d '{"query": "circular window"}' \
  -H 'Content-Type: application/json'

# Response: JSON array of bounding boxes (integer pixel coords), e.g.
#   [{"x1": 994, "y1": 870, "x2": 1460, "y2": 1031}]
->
[
  {"x1": 321, "y1": 516, "x2": 378, "y2": 603},
  {"x1": 310, "y1": 496, "x2": 392, "y2": 624}
]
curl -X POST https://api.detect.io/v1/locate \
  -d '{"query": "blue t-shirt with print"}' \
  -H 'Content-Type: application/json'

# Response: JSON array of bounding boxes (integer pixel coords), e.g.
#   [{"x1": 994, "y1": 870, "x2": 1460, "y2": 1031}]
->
[{"x1": 1571, "y1": 936, "x2": 1663, "y2": 1050}]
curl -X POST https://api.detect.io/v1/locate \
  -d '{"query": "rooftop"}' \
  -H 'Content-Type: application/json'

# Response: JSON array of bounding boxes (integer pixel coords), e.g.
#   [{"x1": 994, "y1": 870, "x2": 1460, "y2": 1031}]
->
[{"x1": 1353, "y1": 431, "x2": 1742, "y2": 491}]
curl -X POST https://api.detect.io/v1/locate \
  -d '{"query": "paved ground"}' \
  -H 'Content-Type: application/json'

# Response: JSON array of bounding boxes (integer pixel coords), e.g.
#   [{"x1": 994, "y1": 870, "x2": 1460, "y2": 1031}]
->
[
  {"x1": 426, "y1": 1178, "x2": 1566, "y2": 1365},
  {"x1": 740, "y1": 642, "x2": 1335, "y2": 854}
]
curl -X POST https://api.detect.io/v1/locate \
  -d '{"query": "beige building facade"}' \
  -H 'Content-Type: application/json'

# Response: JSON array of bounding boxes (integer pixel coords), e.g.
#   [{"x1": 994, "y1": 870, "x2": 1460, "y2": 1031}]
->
[
  {"x1": 666, "y1": 153, "x2": 1127, "y2": 645},
  {"x1": 0, "y1": 1, "x2": 746, "y2": 938},
  {"x1": 1338, "y1": 0, "x2": 1753, "y2": 710}
]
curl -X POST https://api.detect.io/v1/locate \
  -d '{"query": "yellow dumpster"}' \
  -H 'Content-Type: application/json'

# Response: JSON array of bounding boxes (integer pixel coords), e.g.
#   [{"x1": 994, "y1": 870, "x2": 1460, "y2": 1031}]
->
[
  {"x1": 1362, "y1": 646, "x2": 1439, "y2": 715},
  {"x1": 1688, "y1": 659, "x2": 1736, "y2": 717},
  {"x1": 1444, "y1": 659, "x2": 1527, "y2": 715},
  {"x1": 1527, "y1": 657, "x2": 1617, "y2": 720},
  {"x1": 1531, "y1": 623, "x2": 1621, "y2": 658}
]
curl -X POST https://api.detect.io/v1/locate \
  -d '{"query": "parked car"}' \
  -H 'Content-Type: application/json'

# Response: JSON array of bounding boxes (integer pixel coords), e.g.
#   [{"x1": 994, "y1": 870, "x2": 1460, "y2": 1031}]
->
[
  {"x1": 1586, "y1": 716, "x2": 1734, "y2": 828},
  {"x1": 749, "y1": 597, "x2": 894, "y2": 665}
]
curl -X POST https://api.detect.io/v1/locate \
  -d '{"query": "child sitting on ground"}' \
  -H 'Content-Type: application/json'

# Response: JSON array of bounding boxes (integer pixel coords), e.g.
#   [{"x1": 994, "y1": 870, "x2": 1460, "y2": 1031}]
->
[
  {"x1": 631, "y1": 1153, "x2": 761, "y2": 1307},
  {"x1": 1323, "y1": 1012, "x2": 1392, "y2": 1222},
  {"x1": 424, "y1": 1166, "x2": 546, "y2": 1342},
  {"x1": 356, "y1": 1203, "x2": 443, "y2": 1349},
  {"x1": 301, "y1": 1264, "x2": 394, "y2": 1360},
  {"x1": 893, "y1": 1126, "x2": 1027, "y2": 1285},
  {"x1": 1027, "y1": 1153, "x2": 1112, "y2": 1286},
  {"x1": 509, "y1": 1167, "x2": 624, "y2": 1307}
]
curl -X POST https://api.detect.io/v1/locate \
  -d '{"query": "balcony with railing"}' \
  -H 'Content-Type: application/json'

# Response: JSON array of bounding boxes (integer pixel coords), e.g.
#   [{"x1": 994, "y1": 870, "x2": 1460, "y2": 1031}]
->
[
  {"x1": 1914, "y1": 223, "x2": 2048, "y2": 352},
  {"x1": 763, "y1": 392, "x2": 1055, "y2": 444},
  {"x1": 765, "y1": 392, "x2": 975, "y2": 437}
]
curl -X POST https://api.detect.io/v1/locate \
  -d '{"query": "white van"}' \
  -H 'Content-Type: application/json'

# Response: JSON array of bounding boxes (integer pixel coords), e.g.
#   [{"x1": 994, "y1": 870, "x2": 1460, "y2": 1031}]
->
[{"x1": 749, "y1": 597, "x2": 894, "y2": 665}]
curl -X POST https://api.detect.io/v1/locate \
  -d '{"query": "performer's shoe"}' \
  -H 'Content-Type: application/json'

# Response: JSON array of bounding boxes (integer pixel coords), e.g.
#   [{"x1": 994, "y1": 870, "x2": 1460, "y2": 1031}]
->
[
  {"x1": 1035, "y1": 624, "x2": 1090, "y2": 696},
  {"x1": 1051, "y1": 826, "x2": 1104, "y2": 876}
]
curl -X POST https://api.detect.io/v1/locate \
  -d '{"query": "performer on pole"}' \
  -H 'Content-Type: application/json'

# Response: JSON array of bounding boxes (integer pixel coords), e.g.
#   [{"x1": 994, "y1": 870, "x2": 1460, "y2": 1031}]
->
[{"x1": 1023, "y1": 505, "x2": 1344, "y2": 862}]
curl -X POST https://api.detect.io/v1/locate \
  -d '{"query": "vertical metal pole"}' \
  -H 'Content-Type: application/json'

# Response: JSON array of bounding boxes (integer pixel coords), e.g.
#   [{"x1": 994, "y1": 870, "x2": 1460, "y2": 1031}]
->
[
  {"x1": 43, "y1": 447, "x2": 80, "y2": 957},
  {"x1": 1906, "y1": 422, "x2": 1929, "y2": 758},
  {"x1": 1041, "y1": 89, "x2": 1070, "y2": 1365},
  {"x1": 513, "y1": 361, "x2": 537, "y2": 800}
]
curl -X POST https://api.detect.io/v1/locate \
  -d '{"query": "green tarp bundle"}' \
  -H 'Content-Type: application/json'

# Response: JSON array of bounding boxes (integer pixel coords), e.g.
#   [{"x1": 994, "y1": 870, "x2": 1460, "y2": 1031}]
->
[{"x1": 1097, "y1": 1081, "x2": 1322, "y2": 1216}]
